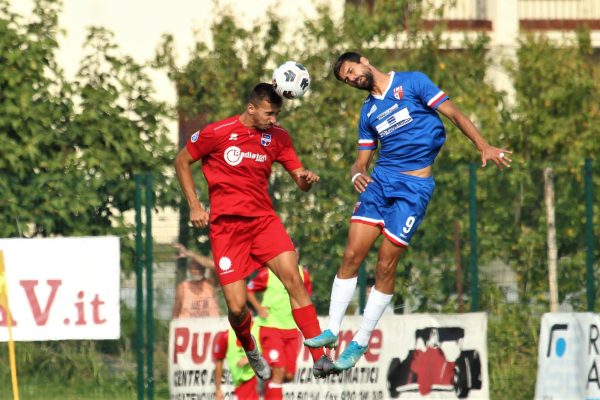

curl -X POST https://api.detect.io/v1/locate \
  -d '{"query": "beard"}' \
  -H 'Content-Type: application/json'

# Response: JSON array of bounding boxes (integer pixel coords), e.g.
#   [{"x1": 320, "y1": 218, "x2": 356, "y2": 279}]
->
[{"x1": 355, "y1": 71, "x2": 375, "y2": 91}]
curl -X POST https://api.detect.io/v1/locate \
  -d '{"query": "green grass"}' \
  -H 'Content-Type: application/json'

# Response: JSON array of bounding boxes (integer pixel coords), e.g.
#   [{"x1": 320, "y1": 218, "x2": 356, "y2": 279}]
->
[{"x1": 0, "y1": 381, "x2": 136, "y2": 400}]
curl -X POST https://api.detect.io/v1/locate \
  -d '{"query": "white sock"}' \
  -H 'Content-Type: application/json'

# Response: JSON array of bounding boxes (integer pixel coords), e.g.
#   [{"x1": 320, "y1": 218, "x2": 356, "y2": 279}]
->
[
  {"x1": 353, "y1": 288, "x2": 393, "y2": 346},
  {"x1": 328, "y1": 276, "x2": 357, "y2": 335}
]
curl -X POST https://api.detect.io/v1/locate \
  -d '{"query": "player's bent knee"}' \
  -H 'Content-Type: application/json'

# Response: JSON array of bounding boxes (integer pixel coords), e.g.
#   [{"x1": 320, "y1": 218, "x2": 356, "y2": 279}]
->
[
  {"x1": 227, "y1": 304, "x2": 247, "y2": 319},
  {"x1": 376, "y1": 263, "x2": 398, "y2": 280}
]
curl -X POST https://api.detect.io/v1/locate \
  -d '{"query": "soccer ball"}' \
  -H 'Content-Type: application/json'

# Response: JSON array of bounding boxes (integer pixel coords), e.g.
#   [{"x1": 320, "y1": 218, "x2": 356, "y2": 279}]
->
[{"x1": 272, "y1": 61, "x2": 310, "y2": 99}]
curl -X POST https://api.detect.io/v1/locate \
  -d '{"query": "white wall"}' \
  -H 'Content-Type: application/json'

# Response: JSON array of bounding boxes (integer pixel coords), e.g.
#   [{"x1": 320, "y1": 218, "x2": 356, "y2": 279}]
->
[{"x1": 9, "y1": 0, "x2": 342, "y2": 108}]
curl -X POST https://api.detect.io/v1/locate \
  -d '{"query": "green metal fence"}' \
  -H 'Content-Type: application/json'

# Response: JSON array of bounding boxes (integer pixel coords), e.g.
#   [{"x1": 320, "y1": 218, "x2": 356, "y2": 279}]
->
[{"x1": 1, "y1": 159, "x2": 598, "y2": 400}]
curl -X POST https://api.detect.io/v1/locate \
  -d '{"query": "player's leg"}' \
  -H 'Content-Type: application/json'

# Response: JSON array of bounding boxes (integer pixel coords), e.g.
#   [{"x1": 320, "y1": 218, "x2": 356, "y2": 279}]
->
[
  {"x1": 270, "y1": 264, "x2": 337, "y2": 377},
  {"x1": 255, "y1": 215, "x2": 336, "y2": 377},
  {"x1": 265, "y1": 367, "x2": 285, "y2": 400},
  {"x1": 306, "y1": 178, "x2": 385, "y2": 349},
  {"x1": 260, "y1": 327, "x2": 286, "y2": 400},
  {"x1": 222, "y1": 280, "x2": 253, "y2": 347},
  {"x1": 304, "y1": 221, "x2": 380, "y2": 349},
  {"x1": 266, "y1": 251, "x2": 323, "y2": 361},
  {"x1": 267, "y1": 250, "x2": 312, "y2": 308},
  {"x1": 234, "y1": 376, "x2": 259, "y2": 400},
  {"x1": 335, "y1": 173, "x2": 434, "y2": 370},
  {"x1": 355, "y1": 237, "x2": 405, "y2": 344},
  {"x1": 333, "y1": 222, "x2": 381, "y2": 326},
  {"x1": 264, "y1": 368, "x2": 284, "y2": 400},
  {"x1": 210, "y1": 216, "x2": 262, "y2": 352},
  {"x1": 222, "y1": 281, "x2": 273, "y2": 380},
  {"x1": 282, "y1": 330, "x2": 301, "y2": 383},
  {"x1": 334, "y1": 237, "x2": 405, "y2": 371}
]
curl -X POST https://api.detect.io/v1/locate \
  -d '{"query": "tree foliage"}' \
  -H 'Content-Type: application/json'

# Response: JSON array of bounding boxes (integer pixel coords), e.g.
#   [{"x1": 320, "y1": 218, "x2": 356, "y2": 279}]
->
[
  {"x1": 155, "y1": 0, "x2": 599, "y2": 314},
  {"x1": 0, "y1": 0, "x2": 174, "y2": 270},
  {"x1": 160, "y1": 3, "x2": 599, "y2": 397},
  {"x1": 2, "y1": 0, "x2": 599, "y2": 397}
]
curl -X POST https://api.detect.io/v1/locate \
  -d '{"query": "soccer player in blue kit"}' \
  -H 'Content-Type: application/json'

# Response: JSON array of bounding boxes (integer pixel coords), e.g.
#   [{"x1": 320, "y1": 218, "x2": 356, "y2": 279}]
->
[{"x1": 305, "y1": 52, "x2": 513, "y2": 370}]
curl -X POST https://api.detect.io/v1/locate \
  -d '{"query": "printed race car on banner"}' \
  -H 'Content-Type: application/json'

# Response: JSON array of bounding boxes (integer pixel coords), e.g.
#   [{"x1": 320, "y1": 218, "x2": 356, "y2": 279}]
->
[{"x1": 387, "y1": 327, "x2": 482, "y2": 399}]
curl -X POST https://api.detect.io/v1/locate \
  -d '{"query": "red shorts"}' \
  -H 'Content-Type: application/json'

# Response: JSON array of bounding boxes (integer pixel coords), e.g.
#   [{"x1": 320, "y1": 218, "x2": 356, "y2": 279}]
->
[
  {"x1": 235, "y1": 376, "x2": 258, "y2": 399},
  {"x1": 259, "y1": 326, "x2": 301, "y2": 375},
  {"x1": 209, "y1": 214, "x2": 295, "y2": 285}
]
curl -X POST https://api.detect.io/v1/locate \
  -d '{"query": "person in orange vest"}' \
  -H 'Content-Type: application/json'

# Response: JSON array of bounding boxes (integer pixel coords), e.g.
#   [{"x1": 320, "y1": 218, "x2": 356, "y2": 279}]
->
[{"x1": 172, "y1": 243, "x2": 220, "y2": 318}]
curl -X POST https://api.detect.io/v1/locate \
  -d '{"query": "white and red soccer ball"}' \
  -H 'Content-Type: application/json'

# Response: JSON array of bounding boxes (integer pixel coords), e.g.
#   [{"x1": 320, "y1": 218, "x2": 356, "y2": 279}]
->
[{"x1": 272, "y1": 61, "x2": 310, "y2": 99}]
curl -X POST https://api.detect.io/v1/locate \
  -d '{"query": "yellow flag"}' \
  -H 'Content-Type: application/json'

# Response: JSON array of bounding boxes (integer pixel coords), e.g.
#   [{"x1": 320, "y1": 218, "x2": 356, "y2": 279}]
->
[
  {"x1": 0, "y1": 250, "x2": 20, "y2": 400},
  {"x1": 0, "y1": 250, "x2": 9, "y2": 316},
  {"x1": 0, "y1": 269, "x2": 7, "y2": 308}
]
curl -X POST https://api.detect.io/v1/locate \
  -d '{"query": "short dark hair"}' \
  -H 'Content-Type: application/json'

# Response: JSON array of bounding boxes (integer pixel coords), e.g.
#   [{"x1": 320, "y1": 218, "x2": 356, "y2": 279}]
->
[
  {"x1": 333, "y1": 52, "x2": 362, "y2": 81},
  {"x1": 248, "y1": 82, "x2": 283, "y2": 108}
]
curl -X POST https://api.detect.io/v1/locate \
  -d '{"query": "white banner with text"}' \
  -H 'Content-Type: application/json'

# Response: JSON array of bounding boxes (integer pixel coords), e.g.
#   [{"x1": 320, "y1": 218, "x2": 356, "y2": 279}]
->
[
  {"x1": 535, "y1": 312, "x2": 600, "y2": 400},
  {"x1": 0, "y1": 236, "x2": 120, "y2": 341},
  {"x1": 169, "y1": 313, "x2": 489, "y2": 399}
]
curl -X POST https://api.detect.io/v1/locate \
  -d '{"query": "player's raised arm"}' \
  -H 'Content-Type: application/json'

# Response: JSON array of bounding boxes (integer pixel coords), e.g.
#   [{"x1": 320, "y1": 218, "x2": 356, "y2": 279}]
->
[{"x1": 436, "y1": 100, "x2": 512, "y2": 169}]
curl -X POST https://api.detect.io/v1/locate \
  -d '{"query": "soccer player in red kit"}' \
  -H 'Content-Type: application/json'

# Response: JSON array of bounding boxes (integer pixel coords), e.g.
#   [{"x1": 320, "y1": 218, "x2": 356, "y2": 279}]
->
[{"x1": 174, "y1": 83, "x2": 337, "y2": 380}]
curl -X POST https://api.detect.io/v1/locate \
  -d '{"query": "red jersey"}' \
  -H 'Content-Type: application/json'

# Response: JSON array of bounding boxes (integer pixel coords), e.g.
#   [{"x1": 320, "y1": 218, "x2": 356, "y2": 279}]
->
[
  {"x1": 212, "y1": 330, "x2": 228, "y2": 361},
  {"x1": 186, "y1": 115, "x2": 303, "y2": 220}
]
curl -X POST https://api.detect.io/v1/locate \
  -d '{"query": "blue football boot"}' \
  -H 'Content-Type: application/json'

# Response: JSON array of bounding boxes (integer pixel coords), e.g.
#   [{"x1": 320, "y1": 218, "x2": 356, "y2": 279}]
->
[
  {"x1": 333, "y1": 341, "x2": 368, "y2": 370},
  {"x1": 303, "y1": 329, "x2": 338, "y2": 349}
]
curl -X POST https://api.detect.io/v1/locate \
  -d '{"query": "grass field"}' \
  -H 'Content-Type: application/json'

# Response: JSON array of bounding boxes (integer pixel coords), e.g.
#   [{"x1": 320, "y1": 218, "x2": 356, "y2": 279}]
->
[{"x1": 0, "y1": 380, "x2": 170, "y2": 400}]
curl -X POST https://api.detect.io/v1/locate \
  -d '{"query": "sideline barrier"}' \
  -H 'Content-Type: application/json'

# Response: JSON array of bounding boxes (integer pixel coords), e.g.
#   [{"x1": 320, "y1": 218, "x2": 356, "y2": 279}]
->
[
  {"x1": 535, "y1": 312, "x2": 600, "y2": 399},
  {"x1": 0, "y1": 237, "x2": 120, "y2": 341},
  {"x1": 169, "y1": 313, "x2": 489, "y2": 399}
]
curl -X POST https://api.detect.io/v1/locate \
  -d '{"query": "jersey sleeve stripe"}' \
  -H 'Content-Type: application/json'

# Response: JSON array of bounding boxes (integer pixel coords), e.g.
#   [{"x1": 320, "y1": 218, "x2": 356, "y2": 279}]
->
[
  {"x1": 427, "y1": 91, "x2": 447, "y2": 108},
  {"x1": 358, "y1": 139, "x2": 377, "y2": 149}
]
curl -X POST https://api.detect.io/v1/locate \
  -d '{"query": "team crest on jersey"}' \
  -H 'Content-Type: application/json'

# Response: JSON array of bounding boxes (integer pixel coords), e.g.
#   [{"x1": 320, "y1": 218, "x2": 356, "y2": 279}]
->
[
  {"x1": 393, "y1": 86, "x2": 404, "y2": 100},
  {"x1": 261, "y1": 133, "x2": 272, "y2": 147},
  {"x1": 190, "y1": 131, "x2": 200, "y2": 142}
]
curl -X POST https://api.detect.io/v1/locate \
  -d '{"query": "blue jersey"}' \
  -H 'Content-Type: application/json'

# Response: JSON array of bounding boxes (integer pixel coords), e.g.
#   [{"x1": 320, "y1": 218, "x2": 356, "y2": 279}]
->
[{"x1": 357, "y1": 71, "x2": 449, "y2": 173}]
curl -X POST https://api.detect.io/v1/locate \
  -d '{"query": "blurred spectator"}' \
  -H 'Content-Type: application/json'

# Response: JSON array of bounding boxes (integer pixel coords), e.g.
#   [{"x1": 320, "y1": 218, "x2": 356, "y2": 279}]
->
[
  {"x1": 172, "y1": 243, "x2": 220, "y2": 318},
  {"x1": 213, "y1": 328, "x2": 259, "y2": 400}
]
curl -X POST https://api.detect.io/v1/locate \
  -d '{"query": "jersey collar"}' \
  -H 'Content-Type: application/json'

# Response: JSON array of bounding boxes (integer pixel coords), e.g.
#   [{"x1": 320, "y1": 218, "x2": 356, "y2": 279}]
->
[{"x1": 371, "y1": 71, "x2": 395, "y2": 100}]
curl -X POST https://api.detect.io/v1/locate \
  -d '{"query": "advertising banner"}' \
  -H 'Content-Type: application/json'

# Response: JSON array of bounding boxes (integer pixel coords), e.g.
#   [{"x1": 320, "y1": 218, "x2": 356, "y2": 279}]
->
[
  {"x1": 535, "y1": 312, "x2": 600, "y2": 400},
  {"x1": 0, "y1": 237, "x2": 120, "y2": 341},
  {"x1": 169, "y1": 313, "x2": 488, "y2": 399}
]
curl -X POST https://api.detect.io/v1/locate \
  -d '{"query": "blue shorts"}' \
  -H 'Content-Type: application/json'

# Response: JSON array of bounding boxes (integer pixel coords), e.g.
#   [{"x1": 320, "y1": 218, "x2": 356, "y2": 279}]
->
[{"x1": 351, "y1": 168, "x2": 435, "y2": 246}]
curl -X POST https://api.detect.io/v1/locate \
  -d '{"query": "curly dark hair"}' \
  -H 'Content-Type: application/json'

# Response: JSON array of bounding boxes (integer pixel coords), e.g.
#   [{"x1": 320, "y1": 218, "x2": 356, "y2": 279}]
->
[{"x1": 333, "y1": 51, "x2": 362, "y2": 81}]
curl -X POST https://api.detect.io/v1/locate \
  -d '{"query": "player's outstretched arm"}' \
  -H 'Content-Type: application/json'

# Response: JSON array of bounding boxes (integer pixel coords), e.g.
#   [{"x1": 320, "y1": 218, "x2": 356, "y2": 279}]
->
[
  {"x1": 174, "y1": 148, "x2": 210, "y2": 227},
  {"x1": 437, "y1": 100, "x2": 512, "y2": 169},
  {"x1": 174, "y1": 243, "x2": 216, "y2": 270},
  {"x1": 289, "y1": 168, "x2": 320, "y2": 192}
]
